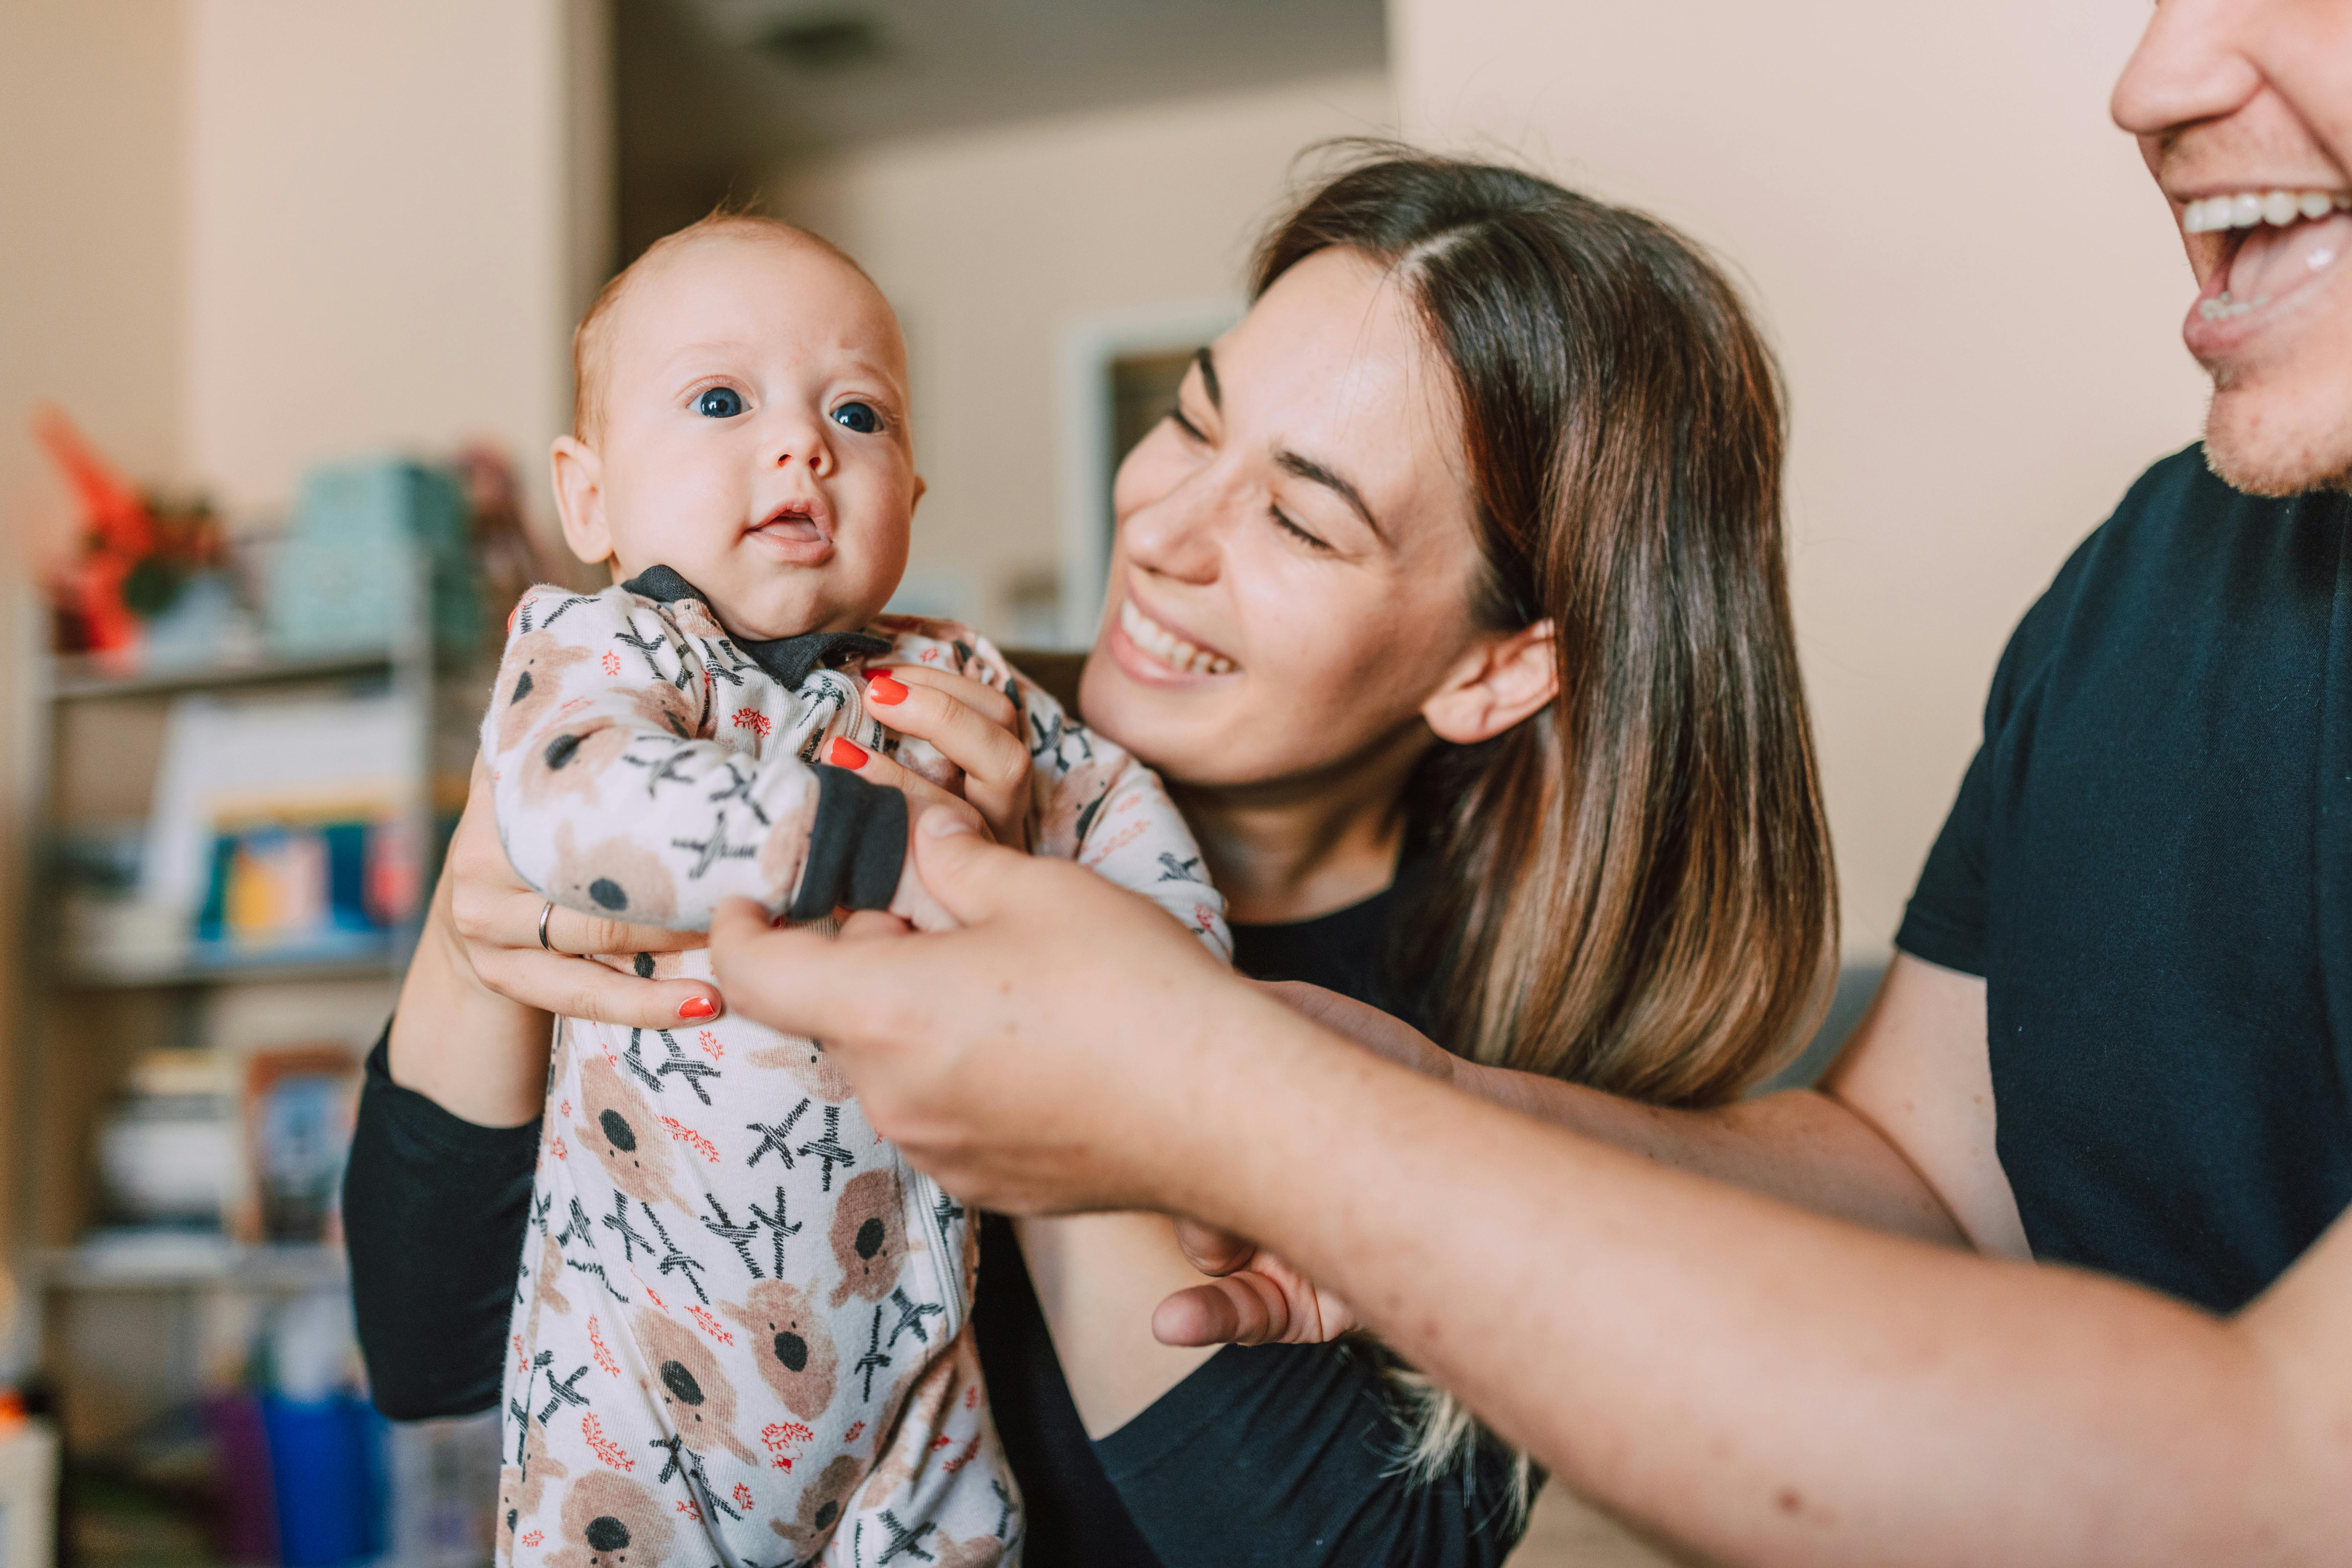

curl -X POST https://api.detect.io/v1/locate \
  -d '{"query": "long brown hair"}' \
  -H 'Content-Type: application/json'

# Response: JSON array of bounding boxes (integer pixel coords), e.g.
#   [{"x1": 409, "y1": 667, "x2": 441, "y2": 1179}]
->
[
  {"x1": 1252, "y1": 146, "x2": 1837, "y2": 1486},
  {"x1": 1256, "y1": 146, "x2": 1836, "y2": 1105}
]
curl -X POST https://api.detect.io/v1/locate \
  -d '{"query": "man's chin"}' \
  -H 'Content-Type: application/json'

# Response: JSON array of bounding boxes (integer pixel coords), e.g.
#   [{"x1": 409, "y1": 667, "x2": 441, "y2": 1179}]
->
[{"x1": 2201, "y1": 386, "x2": 2352, "y2": 498}]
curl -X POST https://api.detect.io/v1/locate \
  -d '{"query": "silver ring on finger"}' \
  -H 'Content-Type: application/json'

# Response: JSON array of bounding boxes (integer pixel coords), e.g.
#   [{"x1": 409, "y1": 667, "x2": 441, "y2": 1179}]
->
[{"x1": 538, "y1": 900, "x2": 557, "y2": 952}]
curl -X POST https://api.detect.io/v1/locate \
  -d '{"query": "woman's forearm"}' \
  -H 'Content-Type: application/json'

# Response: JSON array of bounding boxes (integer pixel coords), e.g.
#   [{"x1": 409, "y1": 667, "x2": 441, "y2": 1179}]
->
[
  {"x1": 1012, "y1": 1213, "x2": 1220, "y2": 1436},
  {"x1": 1268, "y1": 976, "x2": 1968, "y2": 1247},
  {"x1": 389, "y1": 870, "x2": 552, "y2": 1126},
  {"x1": 1450, "y1": 1066, "x2": 1966, "y2": 1245}
]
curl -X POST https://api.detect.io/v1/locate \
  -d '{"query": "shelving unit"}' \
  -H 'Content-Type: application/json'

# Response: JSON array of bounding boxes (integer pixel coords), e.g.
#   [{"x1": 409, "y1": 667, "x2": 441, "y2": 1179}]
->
[
  {"x1": 35, "y1": 1241, "x2": 347, "y2": 1295},
  {"x1": 5, "y1": 547, "x2": 483, "y2": 1559}
]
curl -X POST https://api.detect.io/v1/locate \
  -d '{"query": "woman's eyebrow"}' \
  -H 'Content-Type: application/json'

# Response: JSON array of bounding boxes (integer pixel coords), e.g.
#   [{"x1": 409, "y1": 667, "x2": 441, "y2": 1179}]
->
[
  {"x1": 1192, "y1": 346, "x2": 1221, "y2": 409},
  {"x1": 1276, "y1": 449, "x2": 1387, "y2": 544}
]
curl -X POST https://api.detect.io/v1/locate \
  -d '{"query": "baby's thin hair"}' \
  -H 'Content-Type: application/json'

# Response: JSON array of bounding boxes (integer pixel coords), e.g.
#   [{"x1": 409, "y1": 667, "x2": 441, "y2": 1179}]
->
[{"x1": 570, "y1": 207, "x2": 872, "y2": 441}]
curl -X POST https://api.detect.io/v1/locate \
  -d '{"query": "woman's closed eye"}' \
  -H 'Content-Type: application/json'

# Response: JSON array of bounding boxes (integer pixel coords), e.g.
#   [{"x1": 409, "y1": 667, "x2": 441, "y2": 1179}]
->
[
  {"x1": 1169, "y1": 405, "x2": 1208, "y2": 443},
  {"x1": 1269, "y1": 505, "x2": 1333, "y2": 553},
  {"x1": 831, "y1": 401, "x2": 885, "y2": 434}
]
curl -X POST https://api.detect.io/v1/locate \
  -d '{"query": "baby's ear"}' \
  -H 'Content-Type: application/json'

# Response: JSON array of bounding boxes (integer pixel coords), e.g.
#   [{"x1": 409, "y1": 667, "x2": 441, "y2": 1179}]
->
[{"x1": 550, "y1": 436, "x2": 614, "y2": 566}]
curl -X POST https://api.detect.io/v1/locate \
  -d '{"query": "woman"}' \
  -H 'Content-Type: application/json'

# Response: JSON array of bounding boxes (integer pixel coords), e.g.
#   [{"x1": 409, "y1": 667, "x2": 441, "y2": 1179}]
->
[{"x1": 345, "y1": 148, "x2": 1835, "y2": 1565}]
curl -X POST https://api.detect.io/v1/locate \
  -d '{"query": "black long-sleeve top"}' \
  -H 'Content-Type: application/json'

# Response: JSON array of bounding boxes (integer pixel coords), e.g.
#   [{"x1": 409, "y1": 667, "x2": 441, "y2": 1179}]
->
[{"x1": 343, "y1": 884, "x2": 1526, "y2": 1566}]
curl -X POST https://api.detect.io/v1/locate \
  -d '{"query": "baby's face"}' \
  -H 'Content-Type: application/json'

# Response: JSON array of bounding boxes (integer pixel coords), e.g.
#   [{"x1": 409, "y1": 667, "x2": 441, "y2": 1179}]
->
[{"x1": 561, "y1": 232, "x2": 918, "y2": 639}]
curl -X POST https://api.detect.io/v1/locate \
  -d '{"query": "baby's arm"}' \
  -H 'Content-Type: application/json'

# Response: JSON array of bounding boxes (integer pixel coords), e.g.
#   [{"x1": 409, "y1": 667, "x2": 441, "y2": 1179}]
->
[
  {"x1": 895, "y1": 624, "x2": 1230, "y2": 959},
  {"x1": 482, "y1": 583, "x2": 905, "y2": 930}
]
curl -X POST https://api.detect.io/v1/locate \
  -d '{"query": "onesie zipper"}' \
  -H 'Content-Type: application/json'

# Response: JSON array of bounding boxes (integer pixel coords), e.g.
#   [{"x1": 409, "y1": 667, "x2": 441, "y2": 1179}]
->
[{"x1": 822, "y1": 663, "x2": 968, "y2": 1336}]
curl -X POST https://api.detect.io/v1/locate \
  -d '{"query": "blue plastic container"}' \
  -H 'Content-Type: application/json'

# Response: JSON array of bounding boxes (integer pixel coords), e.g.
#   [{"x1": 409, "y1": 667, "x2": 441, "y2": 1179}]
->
[{"x1": 261, "y1": 1392, "x2": 387, "y2": 1566}]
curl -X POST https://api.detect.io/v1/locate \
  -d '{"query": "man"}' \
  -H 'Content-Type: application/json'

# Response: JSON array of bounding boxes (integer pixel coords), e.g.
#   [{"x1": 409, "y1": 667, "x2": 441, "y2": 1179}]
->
[{"x1": 710, "y1": 1, "x2": 2352, "y2": 1559}]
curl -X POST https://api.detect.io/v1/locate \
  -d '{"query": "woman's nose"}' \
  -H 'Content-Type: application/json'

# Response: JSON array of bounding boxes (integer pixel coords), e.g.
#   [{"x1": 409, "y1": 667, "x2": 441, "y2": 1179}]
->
[{"x1": 1120, "y1": 476, "x2": 1225, "y2": 584}]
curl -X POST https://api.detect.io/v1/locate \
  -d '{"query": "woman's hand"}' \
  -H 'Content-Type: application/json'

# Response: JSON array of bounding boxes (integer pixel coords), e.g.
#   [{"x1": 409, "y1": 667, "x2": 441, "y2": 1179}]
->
[
  {"x1": 441, "y1": 756, "x2": 724, "y2": 1027},
  {"x1": 389, "y1": 756, "x2": 719, "y2": 1125},
  {"x1": 1153, "y1": 984, "x2": 1458, "y2": 1346},
  {"x1": 859, "y1": 666, "x2": 1034, "y2": 851}
]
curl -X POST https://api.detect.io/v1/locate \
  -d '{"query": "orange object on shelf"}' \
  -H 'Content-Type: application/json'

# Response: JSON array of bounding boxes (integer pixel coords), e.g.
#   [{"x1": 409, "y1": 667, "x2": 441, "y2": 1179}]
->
[{"x1": 33, "y1": 406, "x2": 157, "y2": 659}]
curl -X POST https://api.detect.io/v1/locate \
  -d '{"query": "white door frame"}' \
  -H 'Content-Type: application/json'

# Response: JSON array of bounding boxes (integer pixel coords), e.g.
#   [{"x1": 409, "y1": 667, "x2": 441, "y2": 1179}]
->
[{"x1": 1054, "y1": 297, "x2": 1243, "y2": 647}]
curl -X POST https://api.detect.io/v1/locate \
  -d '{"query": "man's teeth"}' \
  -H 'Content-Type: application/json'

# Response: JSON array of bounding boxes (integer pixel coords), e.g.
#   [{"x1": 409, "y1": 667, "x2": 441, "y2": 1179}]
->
[
  {"x1": 2182, "y1": 189, "x2": 2352, "y2": 235},
  {"x1": 1119, "y1": 600, "x2": 1234, "y2": 675}
]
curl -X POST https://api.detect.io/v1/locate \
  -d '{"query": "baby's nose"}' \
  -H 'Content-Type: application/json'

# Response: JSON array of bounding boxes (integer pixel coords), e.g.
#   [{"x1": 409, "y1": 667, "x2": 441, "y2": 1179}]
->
[{"x1": 774, "y1": 438, "x2": 830, "y2": 476}]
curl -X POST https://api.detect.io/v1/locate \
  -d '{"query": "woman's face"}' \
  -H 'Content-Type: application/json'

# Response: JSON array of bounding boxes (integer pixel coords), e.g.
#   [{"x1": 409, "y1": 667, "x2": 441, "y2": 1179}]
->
[{"x1": 1079, "y1": 247, "x2": 1492, "y2": 791}]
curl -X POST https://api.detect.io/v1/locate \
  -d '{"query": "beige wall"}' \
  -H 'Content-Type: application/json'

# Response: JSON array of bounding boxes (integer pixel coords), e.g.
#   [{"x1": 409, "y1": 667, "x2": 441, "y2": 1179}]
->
[
  {"x1": 0, "y1": 0, "x2": 191, "y2": 1334},
  {"x1": 1396, "y1": 0, "x2": 2211, "y2": 952},
  {"x1": 0, "y1": 0, "x2": 605, "y2": 1345},
  {"x1": 767, "y1": 71, "x2": 1396, "y2": 637},
  {"x1": 183, "y1": 0, "x2": 608, "y2": 527},
  {"x1": 0, "y1": 0, "x2": 188, "y2": 541}
]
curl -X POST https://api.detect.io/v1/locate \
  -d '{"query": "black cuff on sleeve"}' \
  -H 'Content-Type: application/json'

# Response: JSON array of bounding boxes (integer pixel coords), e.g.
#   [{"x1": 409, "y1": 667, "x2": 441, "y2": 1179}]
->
[
  {"x1": 789, "y1": 765, "x2": 908, "y2": 921},
  {"x1": 346, "y1": 1026, "x2": 542, "y2": 1421}
]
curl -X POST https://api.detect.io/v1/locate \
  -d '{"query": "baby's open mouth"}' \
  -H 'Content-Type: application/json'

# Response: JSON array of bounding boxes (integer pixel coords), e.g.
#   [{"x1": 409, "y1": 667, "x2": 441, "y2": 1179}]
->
[
  {"x1": 2183, "y1": 188, "x2": 2350, "y2": 324},
  {"x1": 1119, "y1": 598, "x2": 1236, "y2": 676},
  {"x1": 751, "y1": 503, "x2": 829, "y2": 546}
]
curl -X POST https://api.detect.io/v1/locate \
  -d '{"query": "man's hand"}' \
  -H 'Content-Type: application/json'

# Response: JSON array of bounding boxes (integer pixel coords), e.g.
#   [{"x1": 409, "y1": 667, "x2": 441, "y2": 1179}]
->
[
  {"x1": 1153, "y1": 1227, "x2": 1361, "y2": 1346},
  {"x1": 1151, "y1": 982, "x2": 1456, "y2": 1346},
  {"x1": 709, "y1": 811, "x2": 1244, "y2": 1214}
]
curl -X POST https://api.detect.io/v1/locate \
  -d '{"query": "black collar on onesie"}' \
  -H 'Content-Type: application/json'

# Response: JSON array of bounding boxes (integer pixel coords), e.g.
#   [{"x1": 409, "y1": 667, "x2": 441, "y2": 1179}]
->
[{"x1": 620, "y1": 564, "x2": 891, "y2": 687}]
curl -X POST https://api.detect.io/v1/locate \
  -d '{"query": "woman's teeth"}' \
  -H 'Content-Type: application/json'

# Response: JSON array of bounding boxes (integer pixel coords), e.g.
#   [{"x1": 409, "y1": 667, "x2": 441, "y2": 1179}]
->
[
  {"x1": 1120, "y1": 599, "x2": 1235, "y2": 676},
  {"x1": 2181, "y1": 189, "x2": 2351, "y2": 235}
]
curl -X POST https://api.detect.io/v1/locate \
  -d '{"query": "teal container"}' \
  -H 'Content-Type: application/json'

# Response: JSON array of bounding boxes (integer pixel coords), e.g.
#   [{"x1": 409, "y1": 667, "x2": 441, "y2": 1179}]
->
[{"x1": 266, "y1": 457, "x2": 479, "y2": 657}]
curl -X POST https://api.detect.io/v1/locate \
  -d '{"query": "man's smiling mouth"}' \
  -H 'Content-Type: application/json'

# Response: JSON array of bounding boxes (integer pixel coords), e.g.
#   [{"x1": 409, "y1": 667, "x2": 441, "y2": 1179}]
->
[{"x1": 2181, "y1": 188, "x2": 2350, "y2": 324}]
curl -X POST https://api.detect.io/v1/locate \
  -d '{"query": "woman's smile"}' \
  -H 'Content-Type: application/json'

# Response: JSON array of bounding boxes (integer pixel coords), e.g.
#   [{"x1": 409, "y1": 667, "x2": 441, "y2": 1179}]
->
[{"x1": 1107, "y1": 592, "x2": 1239, "y2": 681}]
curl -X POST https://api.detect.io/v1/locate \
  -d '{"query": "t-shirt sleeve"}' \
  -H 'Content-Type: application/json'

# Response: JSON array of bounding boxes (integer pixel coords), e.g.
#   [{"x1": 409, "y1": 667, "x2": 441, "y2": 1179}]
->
[
  {"x1": 344, "y1": 1026, "x2": 540, "y2": 1420},
  {"x1": 1894, "y1": 542, "x2": 2087, "y2": 976},
  {"x1": 1095, "y1": 1344, "x2": 1528, "y2": 1568},
  {"x1": 1894, "y1": 741, "x2": 1998, "y2": 976}
]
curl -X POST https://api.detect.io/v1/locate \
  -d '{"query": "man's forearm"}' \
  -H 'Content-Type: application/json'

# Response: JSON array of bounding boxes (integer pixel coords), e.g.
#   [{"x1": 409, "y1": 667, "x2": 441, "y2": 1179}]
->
[
  {"x1": 1453, "y1": 1067, "x2": 1967, "y2": 1245},
  {"x1": 1179, "y1": 994, "x2": 2335, "y2": 1568}
]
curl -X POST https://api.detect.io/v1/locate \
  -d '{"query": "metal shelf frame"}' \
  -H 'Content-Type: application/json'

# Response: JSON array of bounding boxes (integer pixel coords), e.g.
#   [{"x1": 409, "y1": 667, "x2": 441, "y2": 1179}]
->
[{"x1": 8, "y1": 554, "x2": 443, "y2": 1425}]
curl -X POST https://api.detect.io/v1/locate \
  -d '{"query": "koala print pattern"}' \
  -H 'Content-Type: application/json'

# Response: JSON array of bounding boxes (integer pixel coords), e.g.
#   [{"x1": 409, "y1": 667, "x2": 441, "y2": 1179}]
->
[{"x1": 487, "y1": 575, "x2": 1229, "y2": 1566}]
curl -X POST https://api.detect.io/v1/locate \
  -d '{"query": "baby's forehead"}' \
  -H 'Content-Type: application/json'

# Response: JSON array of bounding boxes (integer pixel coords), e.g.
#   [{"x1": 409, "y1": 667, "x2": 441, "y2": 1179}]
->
[{"x1": 611, "y1": 229, "x2": 904, "y2": 373}]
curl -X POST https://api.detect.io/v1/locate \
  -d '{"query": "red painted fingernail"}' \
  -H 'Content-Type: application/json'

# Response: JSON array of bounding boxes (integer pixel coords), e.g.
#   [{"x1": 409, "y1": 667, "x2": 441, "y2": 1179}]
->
[
  {"x1": 866, "y1": 673, "x2": 909, "y2": 706},
  {"x1": 677, "y1": 995, "x2": 717, "y2": 1021},
  {"x1": 827, "y1": 737, "x2": 869, "y2": 768}
]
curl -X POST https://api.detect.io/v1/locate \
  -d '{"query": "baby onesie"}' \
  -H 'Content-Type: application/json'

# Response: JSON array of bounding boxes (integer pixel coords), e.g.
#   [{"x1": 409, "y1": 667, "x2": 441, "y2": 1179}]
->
[{"x1": 482, "y1": 567, "x2": 1228, "y2": 1568}]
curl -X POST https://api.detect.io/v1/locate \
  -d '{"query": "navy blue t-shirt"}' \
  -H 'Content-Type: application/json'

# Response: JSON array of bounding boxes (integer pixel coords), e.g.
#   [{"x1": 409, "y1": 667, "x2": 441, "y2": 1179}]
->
[{"x1": 1896, "y1": 445, "x2": 2352, "y2": 1312}]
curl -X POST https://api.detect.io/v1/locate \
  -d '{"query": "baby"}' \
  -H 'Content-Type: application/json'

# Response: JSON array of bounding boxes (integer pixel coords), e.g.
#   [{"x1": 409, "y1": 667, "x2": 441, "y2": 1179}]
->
[{"x1": 483, "y1": 215, "x2": 1227, "y2": 1568}]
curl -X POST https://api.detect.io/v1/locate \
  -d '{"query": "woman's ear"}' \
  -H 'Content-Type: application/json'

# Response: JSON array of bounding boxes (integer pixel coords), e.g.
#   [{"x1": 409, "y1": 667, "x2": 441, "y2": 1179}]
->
[
  {"x1": 1421, "y1": 620, "x2": 1557, "y2": 745},
  {"x1": 549, "y1": 436, "x2": 614, "y2": 566}
]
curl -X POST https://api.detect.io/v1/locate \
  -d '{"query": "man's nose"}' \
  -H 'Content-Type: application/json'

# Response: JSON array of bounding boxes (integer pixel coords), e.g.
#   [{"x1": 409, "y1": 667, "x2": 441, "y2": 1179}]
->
[{"x1": 2112, "y1": 0, "x2": 2261, "y2": 141}]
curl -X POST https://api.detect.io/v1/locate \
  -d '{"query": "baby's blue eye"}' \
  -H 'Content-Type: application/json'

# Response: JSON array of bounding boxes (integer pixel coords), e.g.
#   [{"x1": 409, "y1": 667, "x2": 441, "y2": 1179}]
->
[
  {"x1": 831, "y1": 402, "x2": 882, "y2": 434},
  {"x1": 697, "y1": 387, "x2": 745, "y2": 419}
]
